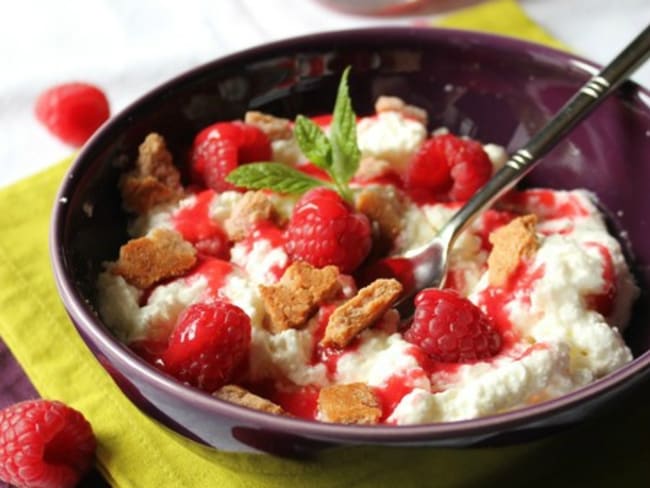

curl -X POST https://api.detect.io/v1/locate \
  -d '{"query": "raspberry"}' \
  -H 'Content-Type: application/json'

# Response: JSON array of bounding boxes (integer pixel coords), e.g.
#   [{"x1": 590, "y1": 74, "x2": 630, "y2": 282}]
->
[
  {"x1": 163, "y1": 301, "x2": 251, "y2": 392},
  {"x1": 405, "y1": 137, "x2": 453, "y2": 192},
  {"x1": 130, "y1": 339, "x2": 167, "y2": 367},
  {"x1": 284, "y1": 188, "x2": 372, "y2": 273},
  {"x1": 35, "y1": 82, "x2": 110, "y2": 147},
  {"x1": 0, "y1": 400, "x2": 96, "y2": 488},
  {"x1": 405, "y1": 134, "x2": 492, "y2": 201},
  {"x1": 404, "y1": 289, "x2": 501, "y2": 363},
  {"x1": 190, "y1": 122, "x2": 272, "y2": 192}
]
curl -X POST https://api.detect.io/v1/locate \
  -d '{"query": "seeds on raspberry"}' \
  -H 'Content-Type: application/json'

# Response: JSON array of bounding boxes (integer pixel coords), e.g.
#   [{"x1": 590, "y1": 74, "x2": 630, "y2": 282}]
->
[
  {"x1": 190, "y1": 122, "x2": 272, "y2": 192},
  {"x1": 284, "y1": 188, "x2": 372, "y2": 274},
  {"x1": 405, "y1": 137, "x2": 452, "y2": 191},
  {"x1": 404, "y1": 288, "x2": 501, "y2": 363},
  {"x1": 404, "y1": 134, "x2": 492, "y2": 201},
  {"x1": 35, "y1": 82, "x2": 110, "y2": 147},
  {"x1": 0, "y1": 400, "x2": 96, "y2": 488},
  {"x1": 163, "y1": 301, "x2": 251, "y2": 392}
]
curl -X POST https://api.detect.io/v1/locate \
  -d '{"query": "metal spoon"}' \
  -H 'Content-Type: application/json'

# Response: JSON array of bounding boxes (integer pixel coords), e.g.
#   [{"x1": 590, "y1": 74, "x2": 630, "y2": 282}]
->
[{"x1": 388, "y1": 23, "x2": 650, "y2": 315}]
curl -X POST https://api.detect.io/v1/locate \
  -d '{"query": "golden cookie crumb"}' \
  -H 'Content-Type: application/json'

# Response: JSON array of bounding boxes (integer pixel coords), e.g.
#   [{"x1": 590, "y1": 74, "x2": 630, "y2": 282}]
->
[
  {"x1": 355, "y1": 187, "x2": 404, "y2": 240},
  {"x1": 120, "y1": 175, "x2": 177, "y2": 215},
  {"x1": 487, "y1": 214, "x2": 539, "y2": 287},
  {"x1": 244, "y1": 111, "x2": 293, "y2": 140},
  {"x1": 321, "y1": 278, "x2": 402, "y2": 348},
  {"x1": 354, "y1": 156, "x2": 392, "y2": 181},
  {"x1": 375, "y1": 96, "x2": 428, "y2": 125},
  {"x1": 224, "y1": 191, "x2": 276, "y2": 241},
  {"x1": 120, "y1": 133, "x2": 182, "y2": 213},
  {"x1": 213, "y1": 385, "x2": 287, "y2": 416},
  {"x1": 318, "y1": 383, "x2": 381, "y2": 424},
  {"x1": 113, "y1": 228, "x2": 196, "y2": 289},
  {"x1": 259, "y1": 262, "x2": 341, "y2": 333}
]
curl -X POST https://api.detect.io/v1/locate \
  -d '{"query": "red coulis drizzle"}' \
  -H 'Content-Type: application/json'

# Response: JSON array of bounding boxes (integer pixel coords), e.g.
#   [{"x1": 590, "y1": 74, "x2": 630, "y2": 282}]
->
[
  {"x1": 584, "y1": 242, "x2": 617, "y2": 316},
  {"x1": 172, "y1": 189, "x2": 230, "y2": 259},
  {"x1": 474, "y1": 209, "x2": 518, "y2": 251},
  {"x1": 310, "y1": 304, "x2": 363, "y2": 378},
  {"x1": 172, "y1": 190, "x2": 218, "y2": 241},
  {"x1": 502, "y1": 189, "x2": 589, "y2": 220},
  {"x1": 370, "y1": 345, "x2": 449, "y2": 420},
  {"x1": 476, "y1": 261, "x2": 544, "y2": 349},
  {"x1": 372, "y1": 374, "x2": 418, "y2": 421},
  {"x1": 189, "y1": 257, "x2": 234, "y2": 293},
  {"x1": 272, "y1": 384, "x2": 321, "y2": 419},
  {"x1": 244, "y1": 379, "x2": 320, "y2": 420},
  {"x1": 240, "y1": 220, "x2": 286, "y2": 249},
  {"x1": 297, "y1": 163, "x2": 331, "y2": 181},
  {"x1": 310, "y1": 114, "x2": 333, "y2": 127}
]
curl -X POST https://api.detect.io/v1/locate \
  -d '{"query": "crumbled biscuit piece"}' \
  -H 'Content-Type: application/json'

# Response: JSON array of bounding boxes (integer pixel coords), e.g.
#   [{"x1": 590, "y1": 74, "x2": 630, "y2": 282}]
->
[
  {"x1": 120, "y1": 175, "x2": 178, "y2": 215},
  {"x1": 113, "y1": 228, "x2": 197, "y2": 289},
  {"x1": 244, "y1": 111, "x2": 293, "y2": 140},
  {"x1": 259, "y1": 262, "x2": 341, "y2": 333},
  {"x1": 321, "y1": 278, "x2": 402, "y2": 348},
  {"x1": 120, "y1": 133, "x2": 182, "y2": 213},
  {"x1": 318, "y1": 383, "x2": 381, "y2": 424},
  {"x1": 355, "y1": 187, "x2": 404, "y2": 240},
  {"x1": 354, "y1": 156, "x2": 392, "y2": 181},
  {"x1": 224, "y1": 191, "x2": 275, "y2": 241},
  {"x1": 375, "y1": 96, "x2": 428, "y2": 125},
  {"x1": 136, "y1": 133, "x2": 182, "y2": 189},
  {"x1": 213, "y1": 385, "x2": 287, "y2": 416},
  {"x1": 487, "y1": 214, "x2": 539, "y2": 287}
]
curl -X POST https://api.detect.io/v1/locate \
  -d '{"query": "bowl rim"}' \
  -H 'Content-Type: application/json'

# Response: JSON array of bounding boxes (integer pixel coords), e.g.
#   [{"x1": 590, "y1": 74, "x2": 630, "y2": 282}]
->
[{"x1": 50, "y1": 25, "x2": 650, "y2": 443}]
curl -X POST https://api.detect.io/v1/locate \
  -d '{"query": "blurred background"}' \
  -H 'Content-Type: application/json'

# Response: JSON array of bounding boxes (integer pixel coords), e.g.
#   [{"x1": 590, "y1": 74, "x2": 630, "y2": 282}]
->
[{"x1": 1, "y1": 0, "x2": 648, "y2": 188}]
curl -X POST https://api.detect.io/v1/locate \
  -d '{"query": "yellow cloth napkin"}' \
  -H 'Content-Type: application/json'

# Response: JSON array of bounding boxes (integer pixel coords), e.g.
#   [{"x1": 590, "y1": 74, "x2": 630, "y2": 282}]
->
[{"x1": 2, "y1": 1, "x2": 649, "y2": 486}]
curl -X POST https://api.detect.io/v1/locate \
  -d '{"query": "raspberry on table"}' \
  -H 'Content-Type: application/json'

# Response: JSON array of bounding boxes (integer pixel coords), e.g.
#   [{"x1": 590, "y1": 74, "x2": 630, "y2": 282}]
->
[
  {"x1": 35, "y1": 82, "x2": 110, "y2": 147},
  {"x1": 190, "y1": 121, "x2": 272, "y2": 192},
  {"x1": 284, "y1": 187, "x2": 372, "y2": 274},
  {"x1": 0, "y1": 399, "x2": 96, "y2": 488},
  {"x1": 163, "y1": 301, "x2": 252, "y2": 392},
  {"x1": 405, "y1": 134, "x2": 492, "y2": 201},
  {"x1": 404, "y1": 288, "x2": 502, "y2": 363}
]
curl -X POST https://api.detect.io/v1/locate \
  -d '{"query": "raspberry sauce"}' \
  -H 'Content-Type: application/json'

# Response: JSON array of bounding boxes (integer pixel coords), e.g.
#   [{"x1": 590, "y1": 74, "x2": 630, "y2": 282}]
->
[{"x1": 584, "y1": 242, "x2": 617, "y2": 316}]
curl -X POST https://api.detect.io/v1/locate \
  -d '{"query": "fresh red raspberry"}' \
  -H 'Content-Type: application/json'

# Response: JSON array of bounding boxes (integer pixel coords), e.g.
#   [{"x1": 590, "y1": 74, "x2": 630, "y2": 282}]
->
[
  {"x1": 130, "y1": 339, "x2": 168, "y2": 367},
  {"x1": 163, "y1": 301, "x2": 251, "y2": 392},
  {"x1": 35, "y1": 82, "x2": 110, "y2": 147},
  {"x1": 190, "y1": 121, "x2": 272, "y2": 192},
  {"x1": 0, "y1": 400, "x2": 96, "y2": 488},
  {"x1": 404, "y1": 289, "x2": 501, "y2": 363},
  {"x1": 405, "y1": 137, "x2": 453, "y2": 192},
  {"x1": 405, "y1": 134, "x2": 492, "y2": 201},
  {"x1": 284, "y1": 188, "x2": 372, "y2": 273}
]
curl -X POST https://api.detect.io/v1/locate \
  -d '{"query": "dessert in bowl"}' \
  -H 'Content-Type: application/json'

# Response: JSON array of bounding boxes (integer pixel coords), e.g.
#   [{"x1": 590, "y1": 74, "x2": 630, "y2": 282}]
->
[{"x1": 51, "y1": 28, "x2": 650, "y2": 455}]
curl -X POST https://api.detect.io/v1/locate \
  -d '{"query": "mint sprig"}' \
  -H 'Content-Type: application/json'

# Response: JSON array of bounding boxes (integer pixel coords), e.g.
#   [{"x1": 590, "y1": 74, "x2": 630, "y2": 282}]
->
[
  {"x1": 293, "y1": 115, "x2": 331, "y2": 170},
  {"x1": 329, "y1": 67, "x2": 360, "y2": 194},
  {"x1": 226, "y1": 162, "x2": 323, "y2": 194},
  {"x1": 226, "y1": 66, "x2": 360, "y2": 202}
]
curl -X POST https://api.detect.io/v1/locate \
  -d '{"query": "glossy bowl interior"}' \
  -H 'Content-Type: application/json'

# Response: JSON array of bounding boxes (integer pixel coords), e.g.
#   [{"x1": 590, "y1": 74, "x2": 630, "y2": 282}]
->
[{"x1": 51, "y1": 27, "x2": 650, "y2": 455}]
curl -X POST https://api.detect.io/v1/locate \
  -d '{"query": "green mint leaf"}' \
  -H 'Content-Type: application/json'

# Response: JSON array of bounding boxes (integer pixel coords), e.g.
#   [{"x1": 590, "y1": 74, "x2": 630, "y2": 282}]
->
[
  {"x1": 294, "y1": 115, "x2": 332, "y2": 170},
  {"x1": 226, "y1": 163, "x2": 324, "y2": 194},
  {"x1": 329, "y1": 67, "x2": 361, "y2": 190}
]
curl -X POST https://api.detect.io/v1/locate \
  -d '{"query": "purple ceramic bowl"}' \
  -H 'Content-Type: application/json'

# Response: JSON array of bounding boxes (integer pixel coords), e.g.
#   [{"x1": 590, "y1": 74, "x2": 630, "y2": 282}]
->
[{"x1": 50, "y1": 27, "x2": 650, "y2": 456}]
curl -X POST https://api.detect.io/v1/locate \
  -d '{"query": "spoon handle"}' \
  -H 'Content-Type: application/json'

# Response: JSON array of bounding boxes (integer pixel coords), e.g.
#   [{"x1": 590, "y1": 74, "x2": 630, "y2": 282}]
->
[{"x1": 438, "y1": 23, "x2": 650, "y2": 247}]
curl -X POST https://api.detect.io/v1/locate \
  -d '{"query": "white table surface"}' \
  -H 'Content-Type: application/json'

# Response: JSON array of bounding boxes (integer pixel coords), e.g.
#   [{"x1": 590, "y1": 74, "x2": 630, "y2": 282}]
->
[{"x1": 1, "y1": 0, "x2": 648, "y2": 188}]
